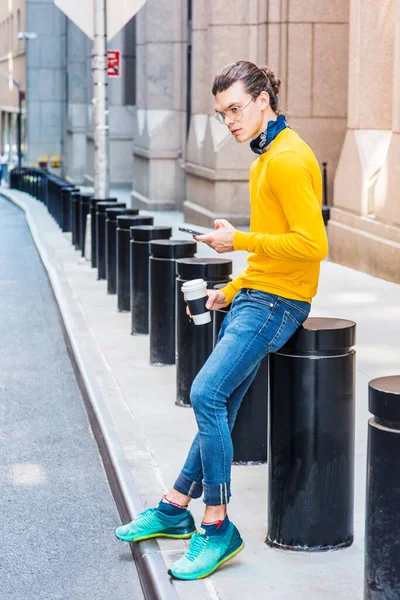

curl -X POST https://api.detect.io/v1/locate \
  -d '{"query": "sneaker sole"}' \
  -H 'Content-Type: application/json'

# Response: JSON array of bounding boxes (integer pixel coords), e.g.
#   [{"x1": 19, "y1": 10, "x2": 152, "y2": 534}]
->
[
  {"x1": 168, "y1": 540, "x2": 245, "y2": 580},
  {"x1": 115, "y1": 529, "x2": 197, "y2": 543}
]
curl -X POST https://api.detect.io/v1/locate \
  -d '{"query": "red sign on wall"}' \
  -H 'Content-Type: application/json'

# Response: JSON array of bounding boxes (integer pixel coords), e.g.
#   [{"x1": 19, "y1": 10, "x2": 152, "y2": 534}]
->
[{"x1": 107, "y1": 50, "x2": 121, "y2": 77}]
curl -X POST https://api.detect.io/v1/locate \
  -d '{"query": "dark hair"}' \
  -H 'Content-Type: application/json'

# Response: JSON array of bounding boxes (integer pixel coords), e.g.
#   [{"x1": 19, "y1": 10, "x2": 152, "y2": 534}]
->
[{"x1": 212, "y1": 60, "x2": 281, "y2": 114}]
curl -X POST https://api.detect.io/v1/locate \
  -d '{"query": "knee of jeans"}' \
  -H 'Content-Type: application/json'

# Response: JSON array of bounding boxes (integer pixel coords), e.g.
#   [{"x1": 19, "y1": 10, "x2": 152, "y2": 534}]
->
[{"x1": 190, "y1": 375, "x2": 208, "y2": 415}]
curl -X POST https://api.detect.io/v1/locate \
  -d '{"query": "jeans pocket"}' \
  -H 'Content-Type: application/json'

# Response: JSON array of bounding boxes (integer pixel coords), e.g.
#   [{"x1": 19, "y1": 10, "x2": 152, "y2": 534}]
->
[
  {"x1": 280, "y1": 297, "x2": 311, "y2": 320},
  {"x1": 268, "y1": 309, "x2": 302, "y2": 353},
  {"x1": 245, "y1": 288, "x2": 277, "y2": 308}
]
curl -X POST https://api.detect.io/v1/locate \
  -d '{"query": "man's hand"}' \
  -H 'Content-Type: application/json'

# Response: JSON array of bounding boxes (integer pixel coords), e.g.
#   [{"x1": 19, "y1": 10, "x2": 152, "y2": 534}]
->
[
  {"x1": 194, "y1": 219, "x2": 236, "y2": 254},
  {"x1": 186, "y1": 289, "x2": 227, "y2": 317}
]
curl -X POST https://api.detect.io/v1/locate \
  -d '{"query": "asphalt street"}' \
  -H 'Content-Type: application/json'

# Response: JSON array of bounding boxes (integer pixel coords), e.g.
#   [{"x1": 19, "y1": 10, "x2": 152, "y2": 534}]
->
[{"x1": 0, "y1": 197, "x2": 144, "y2": 599}]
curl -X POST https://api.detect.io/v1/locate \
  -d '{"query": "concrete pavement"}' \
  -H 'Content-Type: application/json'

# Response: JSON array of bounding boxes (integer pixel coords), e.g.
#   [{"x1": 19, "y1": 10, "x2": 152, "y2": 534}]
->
[
  {"x1": 2, "y1": 184, "x2": 400, "y2": 600},
  {"x1": 0, "y1": 197, "x2": 144, "y2": 600}
]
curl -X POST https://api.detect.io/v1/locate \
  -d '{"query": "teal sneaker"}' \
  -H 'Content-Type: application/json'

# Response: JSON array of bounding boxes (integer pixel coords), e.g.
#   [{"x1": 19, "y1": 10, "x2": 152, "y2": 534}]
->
[
  {"x1": 115, "y1": 507, "x2": 196, "y2": 543},
  {"x1": 168, "y1": 518, "x2": 244, "y2": 580}
]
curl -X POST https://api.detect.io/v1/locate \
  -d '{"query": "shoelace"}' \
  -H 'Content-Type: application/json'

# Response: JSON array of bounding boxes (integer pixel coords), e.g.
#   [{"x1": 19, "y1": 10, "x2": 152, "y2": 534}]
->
[
  {"x1": 135, "y1": 508, "x2": 157, "y2": 527},
  {"x1": 186, "y1": 533, "x2": 209, "y2": 562}
]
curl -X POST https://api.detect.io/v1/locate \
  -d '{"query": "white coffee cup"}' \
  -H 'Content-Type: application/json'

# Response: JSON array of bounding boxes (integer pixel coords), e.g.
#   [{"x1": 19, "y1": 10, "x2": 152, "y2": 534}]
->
[{"x1": 181, "y1": 278, "x2": 211, "y2": 325}]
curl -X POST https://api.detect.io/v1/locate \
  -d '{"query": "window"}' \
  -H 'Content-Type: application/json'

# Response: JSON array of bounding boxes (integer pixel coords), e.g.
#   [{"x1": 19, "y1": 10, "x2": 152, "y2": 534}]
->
[
  {"x1": 10, "y1": 14, "x2": 14, "y2": 52},
  {"x1": 123, "y1": 16, "x2": 136, "y2": 106},
  {"x1": 17, "y1": 10, "x2": 21, "y2": 50}
]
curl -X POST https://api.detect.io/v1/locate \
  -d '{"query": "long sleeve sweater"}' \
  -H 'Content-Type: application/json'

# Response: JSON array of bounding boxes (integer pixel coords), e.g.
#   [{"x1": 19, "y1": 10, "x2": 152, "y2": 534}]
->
[{"x1": 220, "y1": 127, "x2": 329, "y2": 305}]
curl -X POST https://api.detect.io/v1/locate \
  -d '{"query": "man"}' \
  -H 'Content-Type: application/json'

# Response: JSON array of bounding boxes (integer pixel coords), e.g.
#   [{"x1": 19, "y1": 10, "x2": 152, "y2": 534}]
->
[{"x1": 115, "y1": 60, "x2": 328, "y2": 580}]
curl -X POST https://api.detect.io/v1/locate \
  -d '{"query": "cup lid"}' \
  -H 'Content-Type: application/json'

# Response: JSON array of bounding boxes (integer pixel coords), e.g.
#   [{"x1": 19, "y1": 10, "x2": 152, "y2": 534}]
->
[{"x1": 181, "y1": 279, "x2": 207, "y2": 292}]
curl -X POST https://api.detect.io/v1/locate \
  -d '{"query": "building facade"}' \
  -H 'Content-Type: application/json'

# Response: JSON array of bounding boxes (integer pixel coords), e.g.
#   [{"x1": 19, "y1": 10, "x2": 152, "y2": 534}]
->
[
  {"x1": 0, "y1": 0, "x2": 398, "y2": 285},
  {"x1": 133, "y1": 0, "x2": 349, "y2": 224},
  {"x1": 0, "y1": 0, "x2": 135, "y2": 183},
  {"x1": 0, "y1": 0, "x2": 26, "y2": 162},
  {"x1": 133, "y1": 0, "x2": 400, "y2": 285},
  {"x1": 329, "y1": 0, "x2": 400, "y2": 284}
]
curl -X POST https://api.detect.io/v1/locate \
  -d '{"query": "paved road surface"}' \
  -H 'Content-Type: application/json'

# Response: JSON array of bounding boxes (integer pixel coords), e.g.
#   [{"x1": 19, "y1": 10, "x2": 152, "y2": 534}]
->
[{"x1": 0, "y1": 197, "x2": 144, "y2": 600}]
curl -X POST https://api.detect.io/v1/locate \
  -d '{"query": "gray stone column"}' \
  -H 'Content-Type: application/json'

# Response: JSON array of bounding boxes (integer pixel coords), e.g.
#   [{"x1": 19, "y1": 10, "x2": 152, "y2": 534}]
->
[
  {"x1": 267, "y1": 0, "x2": 349, "y2": 208},
  {"x1": 184, "y1": 0, "x2": 348, "y2": 226},
  {"x1": 184, "y1": 0, "x2": 267, "y2": 226},
  {"x1": 330, "y1": 0, "x2": 400, "y2": 283},
  {"x1": 65, "y1": 21, "x2": 89, "y2": 184},
  {"x1": 380, "y1": 0, "x2": 400, "y2": 227},
  {"x1": 107, "y1": 26, "x2": 135, "y2": 186},
  {"x1": 26, "y1": 0, "x2": 67, "y2": 171},
  {"x1": 131, "y1": 0, "x2": 186, "y2": 211}
]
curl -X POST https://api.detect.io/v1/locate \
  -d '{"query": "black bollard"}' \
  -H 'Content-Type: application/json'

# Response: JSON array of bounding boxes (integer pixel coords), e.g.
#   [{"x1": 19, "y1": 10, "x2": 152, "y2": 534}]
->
[
  {"x1": 79, "y1": 192, "x2": 94, "y2": 257},
  {"x1": 96, "y1": 202, "x2": 126, "y2": 280},
  {"x1": 70, "y1": 191, "x2": 81, "y2": 248},
  {"x1": 267, "y1": 317, "x2": 356, "y2": 551},
  {"x1": 116, "y1": 215, "x2": 153, "y2": 312},
  {"x1": 52, "y1": 181, "x2": 64, "y2": 225},
  {"x1": 322, "y1": 162, "x2": 330, "y2": 226},
  {"x1": 106, "y1": 208, "x2": 139, "y2": 294},
  {"x1": 130, "y1": 226, "x2": 172, "y2": 335},
  {"x1": 213, "y1": 301, "x2": 268, "y2": 463},
  {"x1": 176, "y1": 258, "x2": 232, "y2": 407},
  {"x1": 90, "y1": 197, "x2": 117, "y2": 268},
  {"x1": 61, "y1": 186, "x2": 78, "y2": 233},
  {"x1": 364, "y1": 375, "x2": 400, "y2": 599},
  {"x1": 149, "y1": 240, "x2": 197, "y2": 365},
  {"x1": 57, "y1": 182, "x2": 69, "y2": 227},
  {"x1": 74, "y1": 193, "x2": 84, "y2": 250},
  {"x1": 38, "y1": 170, "x2": 47, "y2": 203}
]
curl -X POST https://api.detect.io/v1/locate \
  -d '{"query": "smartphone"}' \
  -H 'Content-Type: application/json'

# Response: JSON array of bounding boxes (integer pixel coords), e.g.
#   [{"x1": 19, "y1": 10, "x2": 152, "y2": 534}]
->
[{"x1": 178, "y1": 226, "x2": 205, "y2": 236}]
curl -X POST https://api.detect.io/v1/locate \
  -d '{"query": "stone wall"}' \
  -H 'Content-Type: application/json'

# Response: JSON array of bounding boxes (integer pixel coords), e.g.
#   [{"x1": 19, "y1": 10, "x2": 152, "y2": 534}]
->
[
  {"x1": 25, "y1": 0, "x2": 66, "y2": 168},
  {"x1": 329, "y1": 0, "x2": 400, "y2": 284},
  {"x1": 0, "y1": 0, "x2": 26, "y2": 156},
  {"x1": 184, "y1": 0, "x2": 349, "y2": 226},
  {"x1": 131, "y1": 0, "x2": 187, "y2": 210}
]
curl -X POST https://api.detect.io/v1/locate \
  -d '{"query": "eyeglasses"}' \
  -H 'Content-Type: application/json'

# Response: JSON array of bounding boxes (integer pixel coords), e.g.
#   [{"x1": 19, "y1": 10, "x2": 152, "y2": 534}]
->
[{"x1": 214, "y1": 98, "x2": 254, "y2": 125}]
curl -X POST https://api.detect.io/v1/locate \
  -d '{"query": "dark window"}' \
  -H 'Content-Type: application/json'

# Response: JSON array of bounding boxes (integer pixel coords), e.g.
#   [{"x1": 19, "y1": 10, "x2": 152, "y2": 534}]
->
[
  {"x1": 186, "y1": 0, "x2": 193, "y2": 136},
  {"x1": 123, "y1": 16, "x2": 136, "y2": 105}
]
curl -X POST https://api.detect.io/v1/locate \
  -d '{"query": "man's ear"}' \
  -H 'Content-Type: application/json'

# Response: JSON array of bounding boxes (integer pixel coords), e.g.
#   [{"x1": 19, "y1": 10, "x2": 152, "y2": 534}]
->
[{"x1": 258, "y1": 90, "x2": 270, "y2": 110}]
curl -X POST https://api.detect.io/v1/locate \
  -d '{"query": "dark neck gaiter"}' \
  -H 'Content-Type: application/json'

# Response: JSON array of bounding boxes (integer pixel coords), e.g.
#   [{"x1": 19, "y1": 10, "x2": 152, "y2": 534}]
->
[{"x1": 249, "y1": 114, "x2": 289, "y2": 155}]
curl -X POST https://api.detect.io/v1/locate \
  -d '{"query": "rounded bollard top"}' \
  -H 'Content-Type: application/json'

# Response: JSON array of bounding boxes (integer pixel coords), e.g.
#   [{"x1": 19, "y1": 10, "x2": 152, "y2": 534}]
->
[
  {"x1": 369, "y1": 376, "x2": 400, "y2": 425},
  {"x1": 150, "y1": 239, "x2": 197, "y2": 259},
  {"x1": 276, "y1": 317, "x2": 356, "y2": 356},
  {"x1": 90, "y1": 197, "x2": 117, "y2": 208},
  {"x1": 97, "y1": 202, "x2": 126, "y2": 214},
  {"x1": 106, "y1": 208, "x2": 138, "y2": 221},
  {"x1": 80, "y1": 192, "x2": 94, "y2": 201},
  {"x1": 176, "y1": 257, "x2": 232, "y2": 281},
  {"x1": 130, "y1": 225, "x2": 172, "y2": 241},
  {"x1": 117, "y1": 215, "x2": 153, "y2": 229},
  {"x1": 71, "y1": 190, "x2": 81, "y2": 199}
]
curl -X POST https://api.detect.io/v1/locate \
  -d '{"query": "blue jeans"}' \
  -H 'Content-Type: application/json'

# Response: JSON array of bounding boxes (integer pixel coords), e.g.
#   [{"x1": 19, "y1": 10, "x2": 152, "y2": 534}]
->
[{"x1": 174, "y1": 288, "x2": 311, "y2": 506}]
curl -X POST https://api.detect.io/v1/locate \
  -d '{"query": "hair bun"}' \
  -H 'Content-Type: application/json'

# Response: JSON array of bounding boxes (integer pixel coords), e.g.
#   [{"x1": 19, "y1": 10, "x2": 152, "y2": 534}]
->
[{"x1": 259, "y1": 66, "x2": 281, "y2": 95}]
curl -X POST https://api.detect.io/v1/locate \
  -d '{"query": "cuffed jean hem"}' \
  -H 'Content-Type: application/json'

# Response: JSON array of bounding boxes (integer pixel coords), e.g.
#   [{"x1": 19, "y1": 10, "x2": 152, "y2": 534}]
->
[
  {"x1": 174, "y1": 471, "x2": 203, "y2": 500},
  {"x1": 203, "y1": 481, "x2": 231, "y2": 506}
]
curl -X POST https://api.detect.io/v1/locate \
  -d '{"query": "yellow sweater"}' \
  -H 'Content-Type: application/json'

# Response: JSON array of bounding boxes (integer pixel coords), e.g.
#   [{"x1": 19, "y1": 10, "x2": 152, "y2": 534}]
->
[{"x1": 220, "y1": 127, "x2": 328, "y2": 305}]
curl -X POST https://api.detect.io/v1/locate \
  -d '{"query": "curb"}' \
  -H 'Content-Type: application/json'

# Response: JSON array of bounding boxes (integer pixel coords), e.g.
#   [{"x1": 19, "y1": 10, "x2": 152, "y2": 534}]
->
[{"x1": 1, "y1": 189, "x2": 181, "y2": 600}]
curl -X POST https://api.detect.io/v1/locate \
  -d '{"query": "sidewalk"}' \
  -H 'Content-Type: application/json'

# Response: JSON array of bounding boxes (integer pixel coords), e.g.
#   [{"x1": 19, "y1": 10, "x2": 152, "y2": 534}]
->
[{"x1": 2, "y1": 185, "x2": 400, "y2": 600}]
